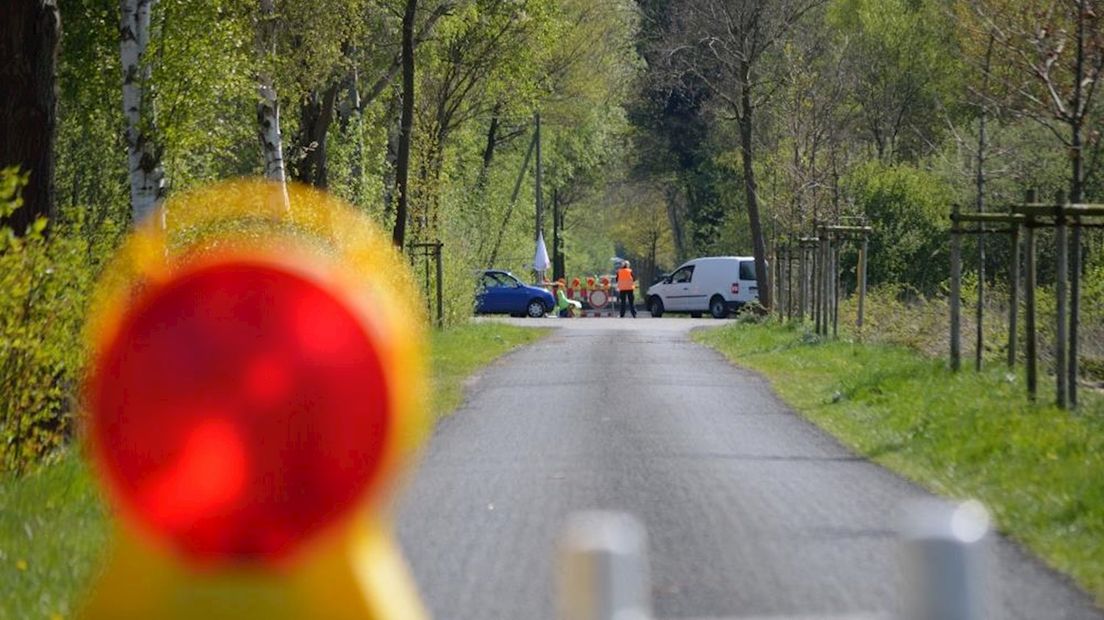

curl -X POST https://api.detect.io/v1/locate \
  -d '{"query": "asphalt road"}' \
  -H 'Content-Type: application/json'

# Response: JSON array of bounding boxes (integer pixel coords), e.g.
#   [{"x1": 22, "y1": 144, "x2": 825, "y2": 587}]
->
[{"x1": 395, "y1": 318, "x2": 1102, "y2": 619}]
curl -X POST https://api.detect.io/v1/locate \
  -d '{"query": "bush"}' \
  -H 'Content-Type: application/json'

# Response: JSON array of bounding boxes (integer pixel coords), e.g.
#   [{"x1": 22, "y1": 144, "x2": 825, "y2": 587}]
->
[
  {"x1": 0, "y1": 168, "x2": 116, "y2": 474},
  {"x1": 842, "y1": 161, "x2": 951, "y2": 295}
]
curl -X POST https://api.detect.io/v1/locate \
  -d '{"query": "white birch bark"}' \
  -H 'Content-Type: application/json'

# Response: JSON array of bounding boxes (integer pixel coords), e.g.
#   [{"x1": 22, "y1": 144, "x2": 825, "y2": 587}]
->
[
  {"x1": 120, "y1": 0, "x2": 166, "y2": 225},
  {"x1": 257, "y1": 0, "x2": 289, "y2": 210}
]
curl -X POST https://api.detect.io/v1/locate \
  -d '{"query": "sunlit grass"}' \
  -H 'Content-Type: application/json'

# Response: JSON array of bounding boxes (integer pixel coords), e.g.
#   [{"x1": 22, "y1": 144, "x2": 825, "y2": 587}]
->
[
  {"x1": 0, "y1": 321, "x2": 547, "y2": 619},
  {"x1": 696, "y1": 321, "x2": 1104, "y2": 604}
]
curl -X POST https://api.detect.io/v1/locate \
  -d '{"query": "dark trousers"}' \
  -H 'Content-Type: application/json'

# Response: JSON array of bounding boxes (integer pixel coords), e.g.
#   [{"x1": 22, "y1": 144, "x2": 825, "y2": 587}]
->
[{"x1": 619, "y1": 290, "x2": 636, "y2": 317}]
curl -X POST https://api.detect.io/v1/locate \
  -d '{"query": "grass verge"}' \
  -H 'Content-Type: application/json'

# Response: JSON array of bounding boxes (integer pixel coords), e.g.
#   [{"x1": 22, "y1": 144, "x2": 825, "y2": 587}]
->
[
  {"x1": 695, "y1": 321, "x2": 1104, "y2": 604},
  {"x1": 0, "y1": 321, "x2": 546, "y2": 619}
]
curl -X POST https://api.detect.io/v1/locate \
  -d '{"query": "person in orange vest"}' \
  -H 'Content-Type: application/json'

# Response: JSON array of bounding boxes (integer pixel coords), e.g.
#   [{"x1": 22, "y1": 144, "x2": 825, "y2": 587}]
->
[{"x1": 616, "y1": 260, "x2": 637, "y2": 318}]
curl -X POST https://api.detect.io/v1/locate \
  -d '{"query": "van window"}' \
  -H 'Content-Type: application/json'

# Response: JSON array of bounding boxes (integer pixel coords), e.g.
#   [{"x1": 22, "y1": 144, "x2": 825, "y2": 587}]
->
[
  {"x1": 739, "y1": 260, "x2": 756, "y2": 281},
  {"x1": 671, "y1": 265, "x2": 695, "y2": 283}
]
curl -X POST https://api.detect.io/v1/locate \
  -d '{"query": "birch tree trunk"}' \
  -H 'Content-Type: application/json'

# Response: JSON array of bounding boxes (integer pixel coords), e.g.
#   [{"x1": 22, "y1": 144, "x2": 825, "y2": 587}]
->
[
  {"x1": 120, "y1": 0, "x2": 166, "y2": 225},
  {"x1": 257, "y1": 0, "x2": 289, "y2": 210}
]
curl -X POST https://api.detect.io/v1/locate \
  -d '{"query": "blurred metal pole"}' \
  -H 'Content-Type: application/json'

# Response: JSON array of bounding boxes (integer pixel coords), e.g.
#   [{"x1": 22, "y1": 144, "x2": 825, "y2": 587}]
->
[
  {"x1": 558, "y1": 512, "x2": 652, "y2": 620},
  {"x1": 901, "y1": 500, "x2": 990, "y2": 620}
]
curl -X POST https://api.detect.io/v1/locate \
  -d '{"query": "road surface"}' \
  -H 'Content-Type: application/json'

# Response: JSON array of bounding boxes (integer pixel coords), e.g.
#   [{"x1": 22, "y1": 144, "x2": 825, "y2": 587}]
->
[{"x1": 395, "y1": 318, "x2": 1102, "y2": 619}]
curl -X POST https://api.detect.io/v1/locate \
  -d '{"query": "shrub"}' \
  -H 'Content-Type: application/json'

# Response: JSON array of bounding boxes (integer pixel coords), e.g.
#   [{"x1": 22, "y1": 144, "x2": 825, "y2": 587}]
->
[
  {"x1": 842, "y1": 161, "x2": 951, "y2": 295},
  {"x1": 0, "y1": 168, "x2": 117, "y2": 474}
]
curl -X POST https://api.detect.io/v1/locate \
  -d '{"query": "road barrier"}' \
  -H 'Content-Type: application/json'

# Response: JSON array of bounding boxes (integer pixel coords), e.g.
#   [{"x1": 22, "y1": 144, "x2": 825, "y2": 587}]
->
[
  {"x1": 80, "y1": 180, "x2": 430, "y2": 620},
  {"x1": 558, "y1": 500, "x2": 990, "y2": 620}
]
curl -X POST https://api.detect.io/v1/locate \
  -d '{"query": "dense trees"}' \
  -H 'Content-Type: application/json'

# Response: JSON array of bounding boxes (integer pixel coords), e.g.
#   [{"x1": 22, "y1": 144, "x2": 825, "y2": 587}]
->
[
  {"x1": 626, "y1": 0, "x2": 1104, "y2": 302},
  {"x1": 3, "y1": 0, "x2": 1104, "y2": 470}
]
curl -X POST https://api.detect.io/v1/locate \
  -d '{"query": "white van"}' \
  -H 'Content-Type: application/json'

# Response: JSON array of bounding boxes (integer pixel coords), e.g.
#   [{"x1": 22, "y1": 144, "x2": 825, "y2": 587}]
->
[{"x1": 646, "y1": 256, "x2": 762, "y2": 319}]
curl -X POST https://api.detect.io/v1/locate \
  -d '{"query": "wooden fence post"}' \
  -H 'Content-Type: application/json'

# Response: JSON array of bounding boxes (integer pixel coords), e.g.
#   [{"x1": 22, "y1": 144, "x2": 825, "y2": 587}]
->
[
  {"x1": 786, "y1": 244, "x2": 794, "y2": 320},
  {"x1": 1069, "y1": 217, "x2": 1081, "y2": 409},
  {"x1": 832, "y1": 235, "x2": 840, "y2": 339},
  {"x1": 1025, "y1": 211, "x2": 1038, "y2": 400},
  {"x1": 814, "y1": 236, "x2": 821, "y2": 334},
  {"x1": 858, "y1": 236, "x2": 868, "y2": 333},
  {"x1": 798, "y1": 245, "x2": 807, "y2": 322},
  {"x1": 1055, "y1": 191, "x2": 1068, "y2": 409},
  {"x1": 820, "y1": 233, "x2": 831, "y2": 336},
  {"x1": 950, "y1": 204, "x2": 962, "y2": 372},
  {"x1": 1008, "y1": 221, "x2": 1020, "y2": 368}
]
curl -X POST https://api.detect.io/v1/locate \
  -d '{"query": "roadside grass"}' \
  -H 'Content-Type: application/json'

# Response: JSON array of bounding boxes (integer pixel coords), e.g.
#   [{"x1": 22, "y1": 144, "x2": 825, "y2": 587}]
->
[
  {"x1": 0, "y1": 321, "x2": 546, "y2": 619},
  {"x1": 695, "y1": 321, "x2": 1104, "y2": 604},
  {"x1": 428, "y1": 322, "x2": 547, "y2": 416}
]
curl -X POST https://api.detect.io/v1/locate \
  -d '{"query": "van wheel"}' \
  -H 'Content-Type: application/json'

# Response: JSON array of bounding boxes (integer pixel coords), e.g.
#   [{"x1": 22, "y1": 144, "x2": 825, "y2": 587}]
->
[
  {"x1": 648, "y1": 296, "x2": 664, "y2": 318},
  {"x1": 710, "y1": 295, "x2": 729, "y2": 319}
]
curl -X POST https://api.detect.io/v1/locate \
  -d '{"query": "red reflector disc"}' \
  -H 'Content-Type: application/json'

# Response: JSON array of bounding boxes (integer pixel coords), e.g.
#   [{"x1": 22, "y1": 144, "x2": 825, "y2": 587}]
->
[{"x1": 89, "y1": 261, "x2": 390, "y2": 563}]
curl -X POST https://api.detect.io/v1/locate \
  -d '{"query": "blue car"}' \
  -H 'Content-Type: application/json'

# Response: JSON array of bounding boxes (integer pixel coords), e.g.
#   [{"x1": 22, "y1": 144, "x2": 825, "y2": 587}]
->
[{"x1": 475, "y1": 270, "x2": 554, "y2": 318}]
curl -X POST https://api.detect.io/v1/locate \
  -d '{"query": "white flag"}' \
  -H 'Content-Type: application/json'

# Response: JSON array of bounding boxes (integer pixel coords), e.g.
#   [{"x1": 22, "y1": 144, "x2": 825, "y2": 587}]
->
[{"x1": 533, "y1": 231, "x2": 551, "y2": 272}]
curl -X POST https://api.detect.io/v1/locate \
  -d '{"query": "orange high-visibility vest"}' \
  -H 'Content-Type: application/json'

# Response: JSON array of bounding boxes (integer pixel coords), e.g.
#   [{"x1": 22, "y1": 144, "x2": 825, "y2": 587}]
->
[{"x1": 617, "y1": 267, "x2": 634, "y2": 291}]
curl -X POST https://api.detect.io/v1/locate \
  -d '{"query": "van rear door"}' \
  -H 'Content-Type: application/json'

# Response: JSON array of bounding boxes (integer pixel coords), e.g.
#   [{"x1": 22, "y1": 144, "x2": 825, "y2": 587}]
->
[{"x1": 738, "y1": 260, "x2": 758, "y2": 303}]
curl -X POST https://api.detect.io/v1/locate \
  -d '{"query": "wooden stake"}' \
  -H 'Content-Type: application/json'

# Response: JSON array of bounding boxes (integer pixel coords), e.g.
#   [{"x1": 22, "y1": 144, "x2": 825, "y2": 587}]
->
[
  {"x1": 814, "y1": 235, "x2": 823, "y2": 334},
  {"x1": 1055, "y1": 191, "x2": 1068, "y2": 409},
  {"x1": 786, "y1": 245, "x2": 794, "y2": 320},
  {"x1": 858, "y1": 236, "x2": 868, "y2": 333},
  {"x1": 820, "y1": 235, "x2": 830, "y2": 336},
  {"x1": 1069, "y1": 221, "x2": 1081, "y2": 408},
  {"x1": 950, "y1": 204, "x2": 963, "y2": 372},
  {"x1": 832, "y1": 236, "x2": 840, "y2": 339},
  {"x1": 1008, "y1": 222, "x2": 1020, "y2": 368},
  {"x1": 798, "y1": 246, "x2": 807, "y2": 322},
  {"x1": 1025, "y1": 214, "x2": 1038, "y2": 400}
]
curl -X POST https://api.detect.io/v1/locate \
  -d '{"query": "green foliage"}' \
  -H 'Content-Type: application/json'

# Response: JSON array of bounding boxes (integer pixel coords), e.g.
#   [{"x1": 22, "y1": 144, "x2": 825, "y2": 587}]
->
[
  {"x1": 842, "y1": 161, "x2": 951, "y2": 294},
  {"x1": 697, "y1": 322, "x2": 1104, "y2": 604},
  {"x1": 0, "y1": 170, "x2": 113, "y2": 474}
]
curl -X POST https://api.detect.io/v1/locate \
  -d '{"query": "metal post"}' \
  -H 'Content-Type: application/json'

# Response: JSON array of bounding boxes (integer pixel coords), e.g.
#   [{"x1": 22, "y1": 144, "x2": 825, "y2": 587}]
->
[
  {"x1": 819, "y1": 234, "x2": 830, "y2": 336},
  {"x1": 558, "y1": 512, "x2": 651, "y2": 620},
  {"x1": 950, "y1": 204, "x2": 962, "y2": 372},
  {"x1": 901, "y1": 499, "x2": 990, "y2": 620},
  {"x1": 1008, "y1": 222, "x2": 1020, "y2": 368},
  {"x1": 1055, "y1": 191, "x2": 1068, "y2": 409}
]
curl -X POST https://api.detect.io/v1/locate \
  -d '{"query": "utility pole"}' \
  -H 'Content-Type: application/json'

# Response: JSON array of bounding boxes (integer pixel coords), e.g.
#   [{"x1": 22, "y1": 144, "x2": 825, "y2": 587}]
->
[{"x1": 535, "y1": 111, "x2": 543, "y2": 240}]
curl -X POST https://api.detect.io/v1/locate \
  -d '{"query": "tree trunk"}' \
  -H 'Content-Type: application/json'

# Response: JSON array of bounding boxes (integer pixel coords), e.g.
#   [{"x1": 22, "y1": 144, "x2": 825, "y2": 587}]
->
[
  {"x1": 392, "y1": 0, "x2": 417, "y2": 248},
  {"x1": 974, "y1": 34, "x2": 994, "y2": 373},
  {"x1": 0, "y1": 0, "x2": 59, "y2": 234},
  {"x1": 665, "y1": 184, "x2": 686, "y2": 262},
  {"x1": 120, "y1": 0, "x2": 165, "y2": 225},
  {"x1": 738, "y1": 70, "x2": 772, "y2": 311},
  {"x1": 257, "y1": 0, "x2": 288, "y2": 210},
  {"x1": 292, "y1": 83, "x2": 339, "y2": 188},
  {"x1": 477, "y1": 105, "x2": 501, "y2": 190},
  {"x1": 552, "y1": 189, "x2": 565, "y2": 281}
]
